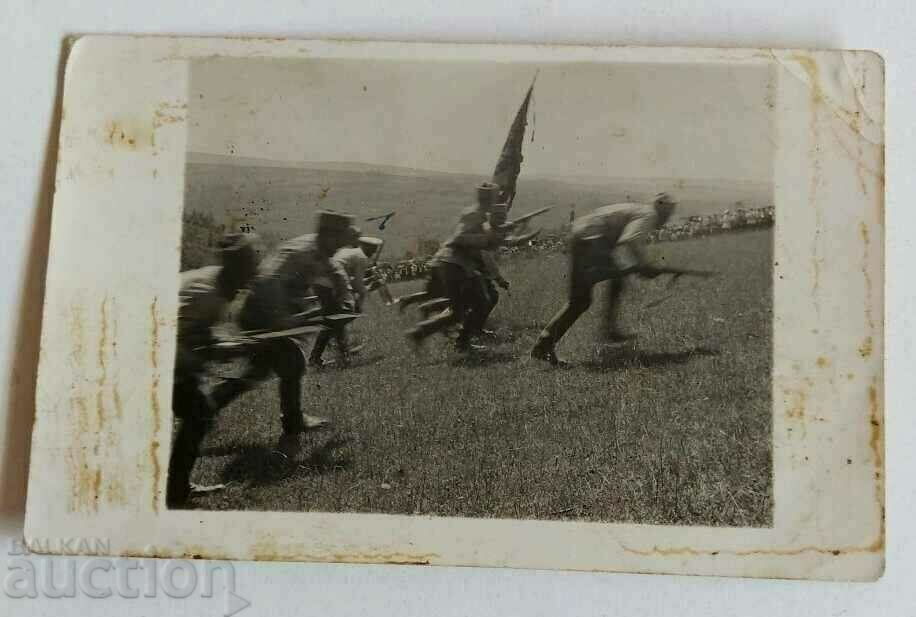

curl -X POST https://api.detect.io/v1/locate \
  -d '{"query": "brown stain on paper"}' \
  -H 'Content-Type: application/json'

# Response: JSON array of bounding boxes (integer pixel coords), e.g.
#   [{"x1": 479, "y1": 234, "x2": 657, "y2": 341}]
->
[
  {"x1": 791, "y1": 54, "x2": 825, "y2": 305},
  {"x1": 68, "y1": 302, "x2": 97, "y2": 513},
  {"x1": 785, "y1": 389, "x2": 807, "y2": 420},
  {"x1": 858, "y1": 337, "x2": 873, "y2": 359},
  {"x1": 868, "y1": 378, "x2": 886, "y2": 554},
  {"x1": 860, "y1": 221, "x2": 875, "y2": 334},
  {"x1": 250, "y1": 536, "x2": 436, "y2": 566},
  {"x1": 104, "y1": 120, "x2": 145, "y2": 149},
  {"x1": 70, "y1": 295, "x2": 131, "y2": 511},
  {"x1": 868, "y1": 380, "x2": 883, "y2": 475},
  {"x1": 96, "y1": 297, "x2": 107, "y2": 431},
  {"x1": 104, "y1": 103, "x2": 186, "y2": 153},
  {"x1": 150, "y1": 298, "x2": 162, "y2": 511}
]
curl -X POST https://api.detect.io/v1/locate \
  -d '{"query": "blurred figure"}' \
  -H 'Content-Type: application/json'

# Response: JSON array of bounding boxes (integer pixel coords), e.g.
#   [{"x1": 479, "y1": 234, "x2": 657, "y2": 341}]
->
[
  {"x1": 406, "y1": 182, "x2": 510, "y2": 352},
  {"x1": 167, "y1": 233, "x2": 258, "y2": 508},
  {"x1": 209, "y1": 211, "x2": 358, "y2": 460},
  {"x1": 531, "y1": 193, "x2": 678, "y2": 365},
  {"x1": 310, "y1": 233, "x2": 384, "y2": 366}
]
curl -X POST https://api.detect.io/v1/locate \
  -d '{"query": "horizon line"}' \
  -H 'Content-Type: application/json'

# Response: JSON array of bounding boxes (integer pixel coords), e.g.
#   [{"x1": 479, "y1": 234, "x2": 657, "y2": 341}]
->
[{"x1": 185, "y1": 151, "x2": 772, "y2": 187}]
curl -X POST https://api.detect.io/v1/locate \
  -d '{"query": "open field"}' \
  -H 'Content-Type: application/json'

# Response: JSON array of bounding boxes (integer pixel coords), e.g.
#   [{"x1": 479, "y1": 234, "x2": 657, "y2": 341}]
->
[{"x1": 186, "y1": 229, "x2": 773, "y2": 527}]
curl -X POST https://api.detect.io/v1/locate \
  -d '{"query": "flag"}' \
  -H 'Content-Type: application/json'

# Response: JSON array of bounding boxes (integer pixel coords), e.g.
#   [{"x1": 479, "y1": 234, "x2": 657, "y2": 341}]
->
[{"x1": 492, "y1": 72, "x2": 537, "y2": 212}]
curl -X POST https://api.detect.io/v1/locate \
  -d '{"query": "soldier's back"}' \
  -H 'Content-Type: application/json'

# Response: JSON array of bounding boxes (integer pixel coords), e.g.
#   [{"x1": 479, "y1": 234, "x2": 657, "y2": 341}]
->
[
  {"x1": 178, "y1": 265, "x2": 224, "y2": 345},
  {"x1": 571, "y1": 203, "x2": 654, "y2": 243}
]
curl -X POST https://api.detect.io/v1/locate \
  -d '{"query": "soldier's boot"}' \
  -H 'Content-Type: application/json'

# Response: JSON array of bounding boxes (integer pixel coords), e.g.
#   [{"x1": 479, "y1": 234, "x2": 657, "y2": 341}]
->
[
  {"x1": 454, "y1": 328, "x2": 487, "y2": 353},
  {"x1": 309, "y1": 330, "x2": 332, "y2": 368},
  {"x1": 275, "y1": 433, "x2": 302, "y2": 461},
  {"x1": 531, "y1": 333, "x2": 568, "y2": 367},
  {"x1": 166, "y1": 377, "x2": 217, "y2": 508},
  {"x1": 166, "y1": 414, "x2": 214, "y2": 508}
]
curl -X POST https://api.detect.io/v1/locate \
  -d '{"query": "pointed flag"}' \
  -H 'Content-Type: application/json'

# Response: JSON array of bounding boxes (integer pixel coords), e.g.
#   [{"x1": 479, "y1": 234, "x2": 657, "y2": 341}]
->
[{"x1": 492, "y1": 71, "x2": 537, "y2": 212}]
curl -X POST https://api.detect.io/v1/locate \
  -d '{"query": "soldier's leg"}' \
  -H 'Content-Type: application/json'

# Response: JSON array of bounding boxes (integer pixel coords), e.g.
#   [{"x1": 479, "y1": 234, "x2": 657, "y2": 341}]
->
[
  {"x1": 456, "y1": 276, "x2": 491, "y2": 350},
  {"x1": 309, "y1": 287, "x2": 336, "y2": 364},
  {"x1": 533, "y1": 241, "x2": 596, "y2": 352},
  {"x1": 209, "y1": 349, "x2": 273, "y2": 410},
  {"x1": 604, "y1": 275, "x2": 630, "y2": 340},
  {"x1": 408, "y1": 265, "x2": 464, "y2": 342},
  {"x1": 261, "y1": 339, "x2": 308, "y2": 435},
  {"x1": 309, "y1": 329, "x2": 333, "y2": 365},
  {"x1": 479, "y1": 279, "x2": 499, "y2": 327},
  {"x1": 166, "y1": 371, "x2": 216, "y2": 508}
]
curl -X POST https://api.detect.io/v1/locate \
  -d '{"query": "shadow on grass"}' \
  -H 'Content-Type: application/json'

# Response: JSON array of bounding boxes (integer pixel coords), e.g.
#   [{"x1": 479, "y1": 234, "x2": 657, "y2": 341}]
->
[
  {"x1": 218, "y1": 435, "x2": 352, "y2": 487},
  {"x1": 581, "y1": 345, "x2": 720, "y2": 371},
  {"x1": 312, "y1": 353, "x2": 387, "y2": 372},
  {"x1": 448, "y1": 349, "x2": 519, "y2": 368}
]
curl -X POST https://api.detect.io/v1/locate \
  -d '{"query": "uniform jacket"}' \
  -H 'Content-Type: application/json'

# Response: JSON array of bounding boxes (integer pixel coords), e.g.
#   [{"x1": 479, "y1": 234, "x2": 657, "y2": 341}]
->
[
  {"x1": 570, "y1": 203, "x2": 659, "y2": 271},
  {"x1": 240, "y1": 234, "x2": 353, "y2": 330},
  {"x1": 433, "y1": 205, "x2": 501, "y2": 275}
]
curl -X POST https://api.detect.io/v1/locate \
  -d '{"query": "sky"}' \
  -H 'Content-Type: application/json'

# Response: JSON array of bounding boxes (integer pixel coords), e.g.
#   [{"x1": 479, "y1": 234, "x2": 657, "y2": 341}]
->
[{"x1": 189, "y1": 57, "x2": 774, "y2": 184}]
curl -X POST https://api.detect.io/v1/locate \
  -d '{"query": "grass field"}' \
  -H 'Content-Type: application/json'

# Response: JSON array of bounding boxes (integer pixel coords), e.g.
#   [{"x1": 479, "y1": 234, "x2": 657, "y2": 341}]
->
[{"x1": 187, "y1": 229, "x2": 773, "y2": 527}]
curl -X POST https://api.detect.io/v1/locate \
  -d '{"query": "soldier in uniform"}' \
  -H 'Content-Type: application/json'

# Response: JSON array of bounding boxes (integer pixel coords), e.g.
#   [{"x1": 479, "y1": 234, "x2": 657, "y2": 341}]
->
[
  {"x1": 476, "y1": 204, "x2": 512, "y2": 333},
  {"x1": 531, "y1": 193, "x2": 678, "y2": 365},
  {"x1": 309, "y1": 232, "x2": 383, "y2": 367},
  {"x1": 167, "y1": 233, "x2": 259, "y2": 508},
  {"x1": 406, "y1": 182, "x2": 510, "y2": 352},
  {"x1": 209, "y1": 210, "x2": 358, "y2": 459}
]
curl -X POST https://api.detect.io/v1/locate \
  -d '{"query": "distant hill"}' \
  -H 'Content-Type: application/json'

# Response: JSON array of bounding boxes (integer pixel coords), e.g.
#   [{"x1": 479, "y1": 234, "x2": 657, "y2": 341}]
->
[{"x1": 184, "y1": 154, "x2": 772, "y2": 258}]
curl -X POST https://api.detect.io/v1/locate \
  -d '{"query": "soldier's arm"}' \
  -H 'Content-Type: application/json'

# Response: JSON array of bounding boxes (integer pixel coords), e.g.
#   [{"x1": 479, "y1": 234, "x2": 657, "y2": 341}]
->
[
  {"x1": 351, "y1": 254, "x2": 369, "y2": 309},
  {"x1": 448, "y1": 210, "x2": 503, "y2": 249},
  {"x1": 328, "y1": 259, "x2": 355, "y2": 311},
  {"x1": 480, "y1": 251, "x2": 509, "y2": 287},
  {"x1": 613, "y1": 241, "x2": 651, "y2": 275},
  {"x1": 617, "y1": 212, "x2": 658, "y2": 245},
  {"x1": 451, "y1": 232, "x2": 503, "y2": 249}
]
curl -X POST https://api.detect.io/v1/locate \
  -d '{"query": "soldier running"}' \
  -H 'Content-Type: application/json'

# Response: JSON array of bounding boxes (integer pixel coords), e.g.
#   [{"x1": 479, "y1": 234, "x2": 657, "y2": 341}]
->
[
  {"x1": 167, "y1": 233, "x2": 259, "y2": 508},
  {"x1": 406, "y1": 182, "x2": 511, "y2": 352},
  {"x1": 477, "y1": 204, "x2": 512, "y2": 334},
  {"x1": 309, "y1": 232, "x2": 383, "y2": 366},
  {"x1": 531, "y1": 193, "x2": 679, "y2": 365},
  {"x1": 209, "y1": 210, "x2": 358, "y2": 459}
]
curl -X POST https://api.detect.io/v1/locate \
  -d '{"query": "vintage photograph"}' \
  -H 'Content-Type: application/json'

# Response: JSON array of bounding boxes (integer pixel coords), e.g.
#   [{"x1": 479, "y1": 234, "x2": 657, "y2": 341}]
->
[
  {"x1": 169, "y1": 56, "x2": 775, "y2": 525},
  {"x1": 24, "y1": 36, "x2": 883, "y2": 579}
]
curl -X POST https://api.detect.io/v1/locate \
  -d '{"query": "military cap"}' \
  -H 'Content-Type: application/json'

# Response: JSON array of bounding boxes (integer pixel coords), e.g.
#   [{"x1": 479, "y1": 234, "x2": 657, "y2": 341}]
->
[
  {"x1": 476, "y1": 182, "x2": 501, "y2": 205},
  {"x1": 217, "y1": 232, "x2": 258, "y2": 254},
  {"x1": 654, "y1": 192, "x2": 677, "y2": 206},
  {"x1": 317, "y1": 210, "x2": 357, "y2": 233},
  {"x1": 216, "y1": 232, "x2": 258, "y2": 271},
  {"x1": 358, "y1": 236, "x2": 383, "y2": 251}
]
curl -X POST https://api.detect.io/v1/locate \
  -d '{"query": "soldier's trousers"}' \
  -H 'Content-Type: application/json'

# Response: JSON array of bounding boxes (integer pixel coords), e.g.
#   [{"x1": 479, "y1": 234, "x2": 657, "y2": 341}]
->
[
  {"x1": 479, "y1": 278, "x2": 499, "y2": 326},
  {"x1": 309, "y1": 286, "x2": 351, "y2": 363},
  {"x1": 411, "y1": 262, "x2": 489, "y2": 347},
  {"x1": 535, "y1": 238, "x2": 626, "y2": 349},
  {"x1": 210, "y1": 339, "x2": 308, "y2": 434},
  {"x1": 166, "y1": 339, "x2": 307, "y2": 508},
  {"x1": 166, "y1": 366, "x2": 215, "y2": 508}
]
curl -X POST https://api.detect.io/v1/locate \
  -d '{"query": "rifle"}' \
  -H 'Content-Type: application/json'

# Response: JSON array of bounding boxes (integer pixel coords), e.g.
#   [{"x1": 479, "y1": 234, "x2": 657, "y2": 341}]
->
[
  {"x1": 499, "y1": 206, "x2": 551, "y2": 230},
  {"x1": 503, "y1": 227, "x2": 541, "y2": 247},
  {"x1": 640, "y1": 268, "x2": 718, "y2": 309},
  {"x1": 195, "y1": 313, "x2": 362, "y2": 355},
  {"x1": 495, "y1": 207, "x2": 551, "y2": 246},
  {"x1": 363, "y1": 240, "x2": 396, "y2": 304},
  {"x1": 644, "y1": 266, "x2": 718, "y2": 281}
]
